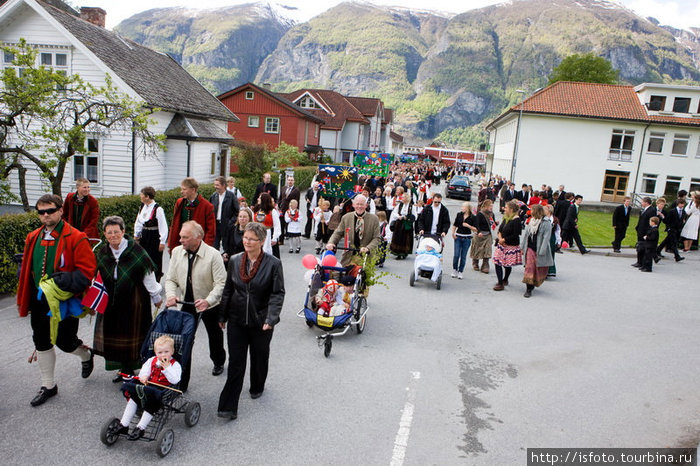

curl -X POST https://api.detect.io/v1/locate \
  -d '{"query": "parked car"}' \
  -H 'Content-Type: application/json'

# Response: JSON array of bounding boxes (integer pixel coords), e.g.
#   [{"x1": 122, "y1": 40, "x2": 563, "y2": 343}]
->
[{"x1": 446, "y1": 176, "x2": 472, "y2": 200}]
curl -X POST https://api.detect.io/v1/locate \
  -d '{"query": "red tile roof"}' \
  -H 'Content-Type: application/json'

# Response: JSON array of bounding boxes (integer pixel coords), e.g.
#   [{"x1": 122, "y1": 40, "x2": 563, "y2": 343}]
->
[
  {"x1": 218, "y1": 83, "x2": 324, "y2": 124},
  {"x1": 383, "y1": 108, "x2": 393, "y2": 125},
  {"x1": 279, "y1": 89, "x2": 369, "y2": 130},
  {"x1": 346, "y1": 96, "x2": 381, "y2": 117},
  {"x1": 390, "y1": 130, "x2": 403, "y2": 142},
  {"x1": 489, "y1": 81, "x2": 700, "y2": 128}
]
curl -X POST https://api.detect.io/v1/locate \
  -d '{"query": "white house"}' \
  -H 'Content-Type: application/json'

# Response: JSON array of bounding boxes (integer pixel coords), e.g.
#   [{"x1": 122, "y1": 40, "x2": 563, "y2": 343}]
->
[
  {"x1": 486, "y1": 81, "x2": 700, "y2": 203},
  {"x1": 0, "y1": 0, "x2": 239, "y2": 205}
]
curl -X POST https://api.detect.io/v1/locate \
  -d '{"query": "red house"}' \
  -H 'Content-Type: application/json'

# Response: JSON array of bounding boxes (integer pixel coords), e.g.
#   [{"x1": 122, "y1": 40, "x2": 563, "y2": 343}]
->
[{"x1": 218, "y1": 82, "x2": 325, "y2": 153}]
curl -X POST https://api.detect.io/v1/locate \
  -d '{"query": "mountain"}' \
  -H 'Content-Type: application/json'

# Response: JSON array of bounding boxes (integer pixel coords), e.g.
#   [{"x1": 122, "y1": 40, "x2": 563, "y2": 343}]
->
[
  {"x1": 114, "y1": 3, "x2": 292, "y2": 94},
  {"x1": 115, "y1": 0, "x2": 700, "y2": 146}
]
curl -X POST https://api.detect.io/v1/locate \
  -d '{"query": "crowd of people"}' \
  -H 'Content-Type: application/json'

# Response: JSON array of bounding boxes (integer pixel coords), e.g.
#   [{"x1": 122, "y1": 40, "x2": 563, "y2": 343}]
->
[{"x1": 14, "y1": 162, "x2": 700, "y2": 429}]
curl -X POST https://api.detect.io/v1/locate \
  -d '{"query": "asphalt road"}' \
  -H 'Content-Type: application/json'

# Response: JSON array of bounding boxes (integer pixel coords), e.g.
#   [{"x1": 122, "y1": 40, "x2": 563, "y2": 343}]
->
[{"x1": 1, "y1": 190, "x2": 698, "y2": 465}]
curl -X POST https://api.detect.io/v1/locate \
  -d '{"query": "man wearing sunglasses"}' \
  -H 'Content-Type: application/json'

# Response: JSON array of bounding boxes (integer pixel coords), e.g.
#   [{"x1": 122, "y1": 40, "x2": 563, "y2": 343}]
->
[{"x1": 17, "y1": 194, "x2": 97, "y2": 407}]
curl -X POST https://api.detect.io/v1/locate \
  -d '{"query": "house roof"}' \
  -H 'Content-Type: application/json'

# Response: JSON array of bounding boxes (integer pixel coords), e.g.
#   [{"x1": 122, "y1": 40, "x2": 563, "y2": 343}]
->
[
  {"x1": 279, "y1": 89, "x2": 369, "y2": 130},
  {"x1": 165, "y1": 114, "x2": 233, "y2": 143},
  {"x1": 487, "y1": 81, "x2": 700, "y2": 129},
  {"x1": 217, "y1": 83, "x2": 325, "y2": 124},
  {"x1": 345, "y1": 96, "x2": 381, "y2": 117},
  {"x1": 38, "y1": 1, "x2": 239, "y2": 122},
  {"x1": 383, "y1": 108, "x2": 393, "y2": 125},
  {"x1": 390, "y1": 130, "x2": 403, "y2": 142}
]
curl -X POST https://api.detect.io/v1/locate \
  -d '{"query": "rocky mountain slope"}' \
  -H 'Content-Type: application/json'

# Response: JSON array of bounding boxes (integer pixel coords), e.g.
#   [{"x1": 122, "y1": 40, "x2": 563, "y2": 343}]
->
[{"x1": 116, "y1": 0, "x2": 700, "y2": 145}]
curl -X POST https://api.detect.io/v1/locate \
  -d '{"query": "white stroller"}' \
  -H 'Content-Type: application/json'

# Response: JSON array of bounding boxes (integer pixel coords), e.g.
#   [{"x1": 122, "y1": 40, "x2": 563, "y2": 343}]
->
[{"x1": 409, "y1": 235, "x2": 443, "y2": 290}]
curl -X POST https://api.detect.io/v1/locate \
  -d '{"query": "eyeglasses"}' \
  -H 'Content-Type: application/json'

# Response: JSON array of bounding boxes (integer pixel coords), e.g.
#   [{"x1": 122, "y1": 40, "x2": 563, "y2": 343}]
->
[
  {"x1": 37, "y1": 207, "x2": 59, "y2": 215},
  {"x1": 243, "y1": 236, "x2": 261, "y2": 242}
]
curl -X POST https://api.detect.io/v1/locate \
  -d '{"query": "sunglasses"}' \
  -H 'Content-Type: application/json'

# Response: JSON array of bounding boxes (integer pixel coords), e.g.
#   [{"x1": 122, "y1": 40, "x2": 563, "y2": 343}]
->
[{"x1": 37, "y1": 207, "x2": 59, "y2": 215}]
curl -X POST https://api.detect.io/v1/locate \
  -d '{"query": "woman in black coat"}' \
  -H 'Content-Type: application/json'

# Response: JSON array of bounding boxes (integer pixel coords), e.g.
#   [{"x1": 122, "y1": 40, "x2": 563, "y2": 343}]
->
[{"x1": 217, "y1": 222, "x2": 285, "y2": 420}]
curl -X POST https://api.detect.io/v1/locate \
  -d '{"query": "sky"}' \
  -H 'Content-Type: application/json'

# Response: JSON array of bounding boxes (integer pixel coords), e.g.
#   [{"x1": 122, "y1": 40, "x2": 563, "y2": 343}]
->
[{"x1": 79, "y1": 0, "x2": 699, "y2": 31}]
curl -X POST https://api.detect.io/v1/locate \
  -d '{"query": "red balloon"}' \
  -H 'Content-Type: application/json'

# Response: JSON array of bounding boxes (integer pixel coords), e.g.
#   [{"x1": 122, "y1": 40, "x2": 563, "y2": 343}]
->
[
  {"x1": 302, "y1": 254, "x2": 318, "y2": 269},
  {"x1": 321, "y1": 254, "x2": 338, "y2": 267},
  {"x1": 561, "y1": 241, "x2": 569, "y2": 249}
]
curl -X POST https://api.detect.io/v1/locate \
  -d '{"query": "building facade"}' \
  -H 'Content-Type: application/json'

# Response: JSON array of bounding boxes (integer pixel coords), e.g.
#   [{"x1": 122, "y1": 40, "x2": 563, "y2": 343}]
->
[{"x1": 486, "y1": 81, "x2": 700, "y2": 202}]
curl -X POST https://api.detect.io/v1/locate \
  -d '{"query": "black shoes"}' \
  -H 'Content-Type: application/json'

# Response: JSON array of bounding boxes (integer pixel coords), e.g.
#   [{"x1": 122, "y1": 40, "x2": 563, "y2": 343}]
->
[
  {"x1": 250, "y1": 391, "x2": 263, "y2": 399},
  {"x1": 640, "y1": 267, "x2": 652, "y2": 272},
  {"x1": 81, "y1": 349, "x2": 94, "y2": 379},
  {"x1": 109, "y1": 424, "x2": 129, "y2": 436},
  {"x1": 631, "y1": 263, "x2": 641, "y2": 268},
  {"x1": 653, "y1": 256, "x2": 661, "y2": 264},
  {"x1": 523, "y1": 290, "x2": 532, "y2": 298},
  {"x1": 295, "y1": 248, "x2": 301, "y2": 253},
  {"x1": 676, "y1": 256, "x2": 685, "y2": 262},
  {"x1": 613, "y1": 249, "x2": 621, "y2": 253},
  {"x1": 580, "y1": 249, "x2": 589, "y2": 255},
  {"x1": 30, "y1": 385, "x2": 58, "y2": 407},
  {"x1": 217, "y1": 411, "x2": 237, "y2": 420},
  {"x1": 127, "y1": 427, "x2": 145, "y2": 441},
  {"x1": 212, "y1": 365, "x2": 224, "y2": 376}
]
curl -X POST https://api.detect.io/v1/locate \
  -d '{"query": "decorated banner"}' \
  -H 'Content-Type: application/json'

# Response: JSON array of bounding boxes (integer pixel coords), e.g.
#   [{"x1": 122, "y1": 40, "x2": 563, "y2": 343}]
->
[
  {"x1": 353, "y1": 151, "x2": 393, "y2": 177},
  {"x1": 317, "y1": 165, "x2": 359, "y2": 198},
  {"x1": 398, "y1": 154, "x2": 418, "y2": 163}
]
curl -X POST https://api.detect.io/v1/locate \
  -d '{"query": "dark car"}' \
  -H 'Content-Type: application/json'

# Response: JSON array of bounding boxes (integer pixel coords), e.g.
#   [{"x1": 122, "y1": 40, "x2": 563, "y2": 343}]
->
[{"x1": 446, "y1": 176, "x2": 472, "y2": 200}]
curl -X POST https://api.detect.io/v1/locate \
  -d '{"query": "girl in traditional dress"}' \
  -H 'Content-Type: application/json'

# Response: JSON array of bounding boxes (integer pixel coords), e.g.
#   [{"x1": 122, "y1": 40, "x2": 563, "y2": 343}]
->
[
  {"x1": 94, "y1": 216, "x2": 162, "y2": 383},
  {"x1": 681, "y1": 194, "x2": 700, "y2": 251},
  {"x1": 470, "y1": 199, "x2": 495, "y2": 274},
  {"x1": 520, "y1": 204, "x2": 553, "y2": 298},
  {"x1": 492, "y1": 200, "x2": 522, "y2": 290},
  {"x1": 253, "y1": 193, "x2": 281, "y2": 259},
  {"x1": 314, "y1": 199, "x2": 333, "y2": 254},
  {"x1": 284, "y1": 199, "x2": 302, "y2": 253},
  {"x1": 389, "y1": 192, "x2": 417, "y2": 260}
]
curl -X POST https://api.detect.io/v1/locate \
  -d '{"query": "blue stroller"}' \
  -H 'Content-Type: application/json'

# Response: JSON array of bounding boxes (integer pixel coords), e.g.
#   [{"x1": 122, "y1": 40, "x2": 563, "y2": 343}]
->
[
  {"x1": 297, "y1": 249, "x2": 369, "y2": 357},
  {"x1": 100, "y1": 309, "x2": 201, "y2": 457}
]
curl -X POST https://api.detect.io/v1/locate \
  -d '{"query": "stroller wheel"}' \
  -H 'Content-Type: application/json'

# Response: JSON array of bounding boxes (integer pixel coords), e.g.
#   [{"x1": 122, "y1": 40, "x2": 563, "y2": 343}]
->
[
  {"x1": 184, "y1": 402, "x2": 201, "y2": 427},
  {"x1": 156, "y1": 428, "x2": 175, "y2": 457},
  {"x1": 323, "y1": 337, "x2": 332, "y2": 358},
  {"x1": 100, "y1": 418, "x2": 122, "y2": 446},
  {"x1": 356, "y1": 313, "x2": 367, "y2": 334},
  {"x1": 409, "y1": 271, "x2": 415, "y2": 287},
  {"x1": 436, "y1": 273, "x2": 442, "y2": 290},
  {"x1": 305, "y1": 320, "x2": 314, "y2": 328}
]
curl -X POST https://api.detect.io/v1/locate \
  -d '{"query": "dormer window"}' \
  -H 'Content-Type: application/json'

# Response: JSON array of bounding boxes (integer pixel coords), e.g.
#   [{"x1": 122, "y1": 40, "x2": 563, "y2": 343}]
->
[
  {"x1": 672, "y1": 97, "x2": 691, "y2": 113},
  {"x1": 299, "y1": 96, "x2": 319, "y2": 109},
  {"x1": 245, "y1": 91, "x2": 254, "y2": 100},
  {"x1": 648, "y1": 95, "x2": 666, "y2": 111}
]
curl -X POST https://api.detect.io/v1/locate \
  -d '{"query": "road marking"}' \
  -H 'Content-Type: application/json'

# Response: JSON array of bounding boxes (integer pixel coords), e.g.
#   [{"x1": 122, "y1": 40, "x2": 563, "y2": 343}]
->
[{"x1": 390, "y1": 371, "x2": 421, "y2": 466}]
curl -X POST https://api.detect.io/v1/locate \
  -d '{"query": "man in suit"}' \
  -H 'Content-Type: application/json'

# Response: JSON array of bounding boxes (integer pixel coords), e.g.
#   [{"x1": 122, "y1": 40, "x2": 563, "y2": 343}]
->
[
  {"x1": 277, "y1": 175, "x2": 300, "y2": 245},
  {"x1": 515, "y1": 184, "x2": 530, "y2": 205},
  {"x1": 555, "y1": 192, "x2": 573, "y2": 231},
  {"x1": 210, "y1": 176, "x2": 240, "y2": 250},
  {"x1": 304, "y1": 181, "x2": 323, "y2": 238},
  {"x1": 501, "y1": 183, "x2": 517, "y2": 212},
  {"x1": 611, "y1": 196, "x2": 631, "y2": 252},
  {"x1": 253, "y1": 172, "x2": 278, "y2": 204},
  {"x1": 656, "y1": 197, "x2": 686, "y2": 262},
  {"x1": 326, "y1": 194, "x2": 382, "y2": 267},
  {"x1": 417, "y1": 193, "x2": 451, "y2": 238},
  {"x1": 555, "y1": 185, "x2": 566, "y2": 200},
  {"x1": 632, "y1": 197, "x2": 657, "y2": 268},
  {"x1": 562, "y1": 194, "x2": 588, "y2": 254}
]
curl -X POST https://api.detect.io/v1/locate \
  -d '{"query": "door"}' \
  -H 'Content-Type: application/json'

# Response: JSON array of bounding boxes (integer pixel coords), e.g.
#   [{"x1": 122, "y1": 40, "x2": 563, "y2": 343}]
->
[
  {"x1": 601, "y1": 170, "x2": 629, "y2": 202},
  {"x1": 219, "y1": 148, "x2": 228, "y2": 176}
]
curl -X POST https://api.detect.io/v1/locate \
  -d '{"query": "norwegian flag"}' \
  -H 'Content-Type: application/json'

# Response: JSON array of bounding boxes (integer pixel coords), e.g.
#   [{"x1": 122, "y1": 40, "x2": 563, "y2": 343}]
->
[{"x1": 81, "y1": 271, "x2": 109, "y2": 314}]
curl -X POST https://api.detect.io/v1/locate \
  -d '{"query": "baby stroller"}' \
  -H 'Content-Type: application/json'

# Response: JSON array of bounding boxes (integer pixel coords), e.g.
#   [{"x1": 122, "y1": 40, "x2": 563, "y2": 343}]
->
[
  {"x1": 410, "y1": 235, "x2": 443, "y2": 290},
  {"x1": 100, "y1": 309, "x2": 201, "y2": 457},
  {"x1": 297, "y1": 248, "x2": 369, "y2": 358}
]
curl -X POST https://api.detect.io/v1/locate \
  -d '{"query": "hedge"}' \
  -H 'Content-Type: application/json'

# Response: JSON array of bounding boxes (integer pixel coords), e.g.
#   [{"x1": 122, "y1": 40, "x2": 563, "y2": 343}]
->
[{"x1": 0, "y1": 166, "x2": 318, "y2": 294}]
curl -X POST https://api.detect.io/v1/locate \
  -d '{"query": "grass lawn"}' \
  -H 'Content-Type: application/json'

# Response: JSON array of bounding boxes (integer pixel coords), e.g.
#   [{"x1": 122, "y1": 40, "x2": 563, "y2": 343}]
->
[{"x1": 578, "y1": 210, "x2": 666, "y2": 248}]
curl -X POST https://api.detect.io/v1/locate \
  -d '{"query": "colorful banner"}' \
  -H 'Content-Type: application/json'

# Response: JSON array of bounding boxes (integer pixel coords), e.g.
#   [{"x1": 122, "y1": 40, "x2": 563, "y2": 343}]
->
[
  {"x1": 398, "y1": 154, "x2": 418, "y2": 163},
  {"x1": 353, "y1": 151, "x2": 393, "y2": 177},
  {"x1": 317, "y1": 165, "x2": 359, "y2": 198}
]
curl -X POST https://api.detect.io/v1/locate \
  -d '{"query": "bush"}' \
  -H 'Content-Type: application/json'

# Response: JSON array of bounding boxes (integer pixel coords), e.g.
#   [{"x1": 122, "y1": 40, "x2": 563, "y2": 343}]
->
[{"x1": 0, "y1": 212, "x2": 41, "y2": 294}]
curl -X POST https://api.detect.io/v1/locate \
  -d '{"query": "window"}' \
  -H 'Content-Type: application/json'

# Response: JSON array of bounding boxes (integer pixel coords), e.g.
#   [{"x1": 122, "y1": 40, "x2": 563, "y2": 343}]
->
[
  {"x1": 647, "y1": 132, "x2": 664, "y2": 153},
  {"x1": 74, "y1": 137, "x2": 99, "y2": 183},
  {"x1": 265, "y1": 117, "x2": 279, "y2": 134},
  {"x1": 3, "y1": 51, "x2": 14, "y2": 63},
  {"x1": 247, "y1": 116, "x2": 259, "y2": 128},
  {"x1": 672, "y1": 97, "x2": 691, "y2": 113},
  {"x1": 245, "y1": 91, "x2": 254, "y2": 100},
  {"x1": 641, "y1": 174, "x2": 657, "y2": 194},
  {"x1": 315, "y1": 123, "x2": 319, "y2": 138},
  {"x1": 648, "y1": 95, "x2": 666, "y2": 111},
  {"x1": 690, "y1": 178, "x2": 700, "y2": 193},
  {"x1": 671, "y1": 134, "x2": 689, "y2": 156},
  {"x1": 609, "y1": 129, "x2": 635, "y2": 162},
  {"x1": 299, "y1": 96, "x2": 319, "y2": 109},
  {"x1": 663, "y1": 176, "x2": 682, "y2": 199},
  {"x1": 210, "y1": 152, "x2": 217, "y2": 175}
]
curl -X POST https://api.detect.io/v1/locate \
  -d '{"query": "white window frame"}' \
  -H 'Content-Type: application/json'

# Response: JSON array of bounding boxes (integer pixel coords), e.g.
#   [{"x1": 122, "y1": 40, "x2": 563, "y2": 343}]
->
[
  {"x1": 672, "y1": 97, "x2": 691, "y2": 113},
  {"x1": 245, "y1": 91, "x2": 254, "y2": 100},
  {"x1": 609, "y1": 129, "x2": 635, "y2": 162},
  {"x1": 641, "y1": 173, "x2": 657, "y2": 195},
  {"x1": 690, "y1": 178, "x2": 700, "y2": 193},
  {"x1": 74, "y1": 136, "x2": 100, "y2": 184},
  {"x1": 299, "y1": 96, "x2": 318, "y2": 109},
  {"x1": 671, "y1": 134, "x2": 689, "y2": 157},
  {"x1": 265, "y1": 117, "x2": 280, "y2": 134},
  {"x1": 646, "y1": 132, "x2": 664, "y2": 154},
  {"x1": 248, "y1": 116, "x2": 259, "y2": 128}
]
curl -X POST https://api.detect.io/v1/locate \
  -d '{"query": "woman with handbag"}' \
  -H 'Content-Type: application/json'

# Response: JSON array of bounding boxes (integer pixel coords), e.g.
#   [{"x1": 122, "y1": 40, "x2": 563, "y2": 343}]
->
[
  {"x1": 470, "y1": 199, "x2": 495, "y2": 273},
  {"x1": 389, "y1": 192, "x2": 417, "y2": 260}
]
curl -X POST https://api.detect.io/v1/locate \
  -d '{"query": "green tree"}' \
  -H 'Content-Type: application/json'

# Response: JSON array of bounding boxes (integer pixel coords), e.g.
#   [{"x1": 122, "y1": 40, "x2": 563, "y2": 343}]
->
[
  {"x1": 548, "y1": 53, "x2": 619, "y2": 85},
  {"x1": 0, "y1": 39, "x2": 165, "y2": 210}
]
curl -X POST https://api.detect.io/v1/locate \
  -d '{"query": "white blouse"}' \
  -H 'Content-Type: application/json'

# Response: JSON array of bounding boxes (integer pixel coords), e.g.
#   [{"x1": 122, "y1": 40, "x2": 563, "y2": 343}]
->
[{"x1": 110, "y1": 238, "x2": 162, "y2": 304}]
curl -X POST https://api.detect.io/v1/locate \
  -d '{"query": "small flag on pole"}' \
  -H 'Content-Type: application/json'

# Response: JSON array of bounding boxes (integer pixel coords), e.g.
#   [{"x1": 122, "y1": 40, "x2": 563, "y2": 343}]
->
[{"x1": 81, "y1": 271, "x2": 109, "y2": 314}]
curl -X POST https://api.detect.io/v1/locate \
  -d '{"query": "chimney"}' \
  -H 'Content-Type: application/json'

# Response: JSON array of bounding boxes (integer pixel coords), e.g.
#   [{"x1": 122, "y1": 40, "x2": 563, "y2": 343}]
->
[
  {"x1": 262, "y1": 83, "x2": 272, "y2": 90},
  {"x1": 80, "y1": 7, "x2": 106, "y2": 28}
]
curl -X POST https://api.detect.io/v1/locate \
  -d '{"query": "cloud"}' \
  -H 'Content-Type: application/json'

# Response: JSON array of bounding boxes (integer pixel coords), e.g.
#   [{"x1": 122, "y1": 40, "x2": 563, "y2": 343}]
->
[{"x1": 622, "y1": 0, "x2": 700, "y2": 30}]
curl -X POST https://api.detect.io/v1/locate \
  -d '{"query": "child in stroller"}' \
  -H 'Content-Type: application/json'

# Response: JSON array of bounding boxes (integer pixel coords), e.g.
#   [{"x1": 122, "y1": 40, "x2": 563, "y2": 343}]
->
[
  {"x1": 410, "y1": 235, "x2": 444, "y2": 289},
  {"x1": 313, "y1": 279, "x2": 351, "y2": 317},
  {"x1": 113, "y1": 335, "x2": 182, "y2": 440}
]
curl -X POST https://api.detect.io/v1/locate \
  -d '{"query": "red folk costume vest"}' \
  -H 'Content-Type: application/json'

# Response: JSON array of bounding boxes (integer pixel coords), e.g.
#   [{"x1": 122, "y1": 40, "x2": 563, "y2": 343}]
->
[{"x1": 149, "y1": 357, "x2": 177, "y2": 386}]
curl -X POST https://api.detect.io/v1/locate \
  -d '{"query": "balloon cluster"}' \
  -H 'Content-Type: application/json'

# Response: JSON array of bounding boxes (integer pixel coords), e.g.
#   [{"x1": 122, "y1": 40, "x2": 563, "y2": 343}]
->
[{"x1": 301, "y1": 250, "x2": 338, "y2": 269}]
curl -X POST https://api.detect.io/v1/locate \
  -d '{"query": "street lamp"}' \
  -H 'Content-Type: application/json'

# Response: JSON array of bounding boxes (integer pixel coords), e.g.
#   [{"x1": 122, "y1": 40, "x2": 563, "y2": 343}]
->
[{"x1": 511, "y1": 89, "x2": 528, "y2": 182}]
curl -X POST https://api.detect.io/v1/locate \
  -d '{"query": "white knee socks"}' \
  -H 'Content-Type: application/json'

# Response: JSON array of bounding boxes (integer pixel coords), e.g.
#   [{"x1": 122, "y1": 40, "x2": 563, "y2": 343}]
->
[
  {"x1": 136, "y1": 411, "x2": 153, "y2": 430},
  {"x1": 36, "y1": 348, "x2": 56, "y2": 388},
  {"x1": 120, "y1": 399, "x2": 138, "y2": 427},
  {"x1": 70, "y1": 345, "x2": 91, "y2": 362}
]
